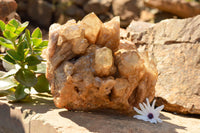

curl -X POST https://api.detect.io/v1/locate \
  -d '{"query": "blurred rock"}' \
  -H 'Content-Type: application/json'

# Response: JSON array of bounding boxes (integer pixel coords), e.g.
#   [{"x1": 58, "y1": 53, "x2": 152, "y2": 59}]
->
[
  {"x1": 98, "y1": 12, "x2": 113, "y2": 22},
  {"x1": 0, "y1": 102, "x2": 25, "y2": 133},
  {"x1": 46, "y1": 13, "x2": 158, "y2": 115},
  {"x1": 84, "y1": 0, "x2": 112, "y2": 14},
  {"x1": 153, "y1": 11, "x2": 178, "y2": 23},
  {"x1": 55, "y1": 1, "x2": 85, "y2": 23},
  {"x1": 0, "y1": 0, "x2": 17, "y2": 21},
  {"x1": 144, "y1": 0, "x2": 200, "y2": 18},
  {"x1": 140, "y1": 10, "x2": 155, "y2": 22},
  {"x1": 6, "y1": 11, "x2": 21, "y2": 22},
  {"x1": 28, "y1": 0, "x2": 54, "y2": 27},
  {"x1": 127, "y1": 15, "x2": 200, "y2": 114},
  {"x1": 16, "y1": 0, "x2": 148, "y2": 28},
  {"x1": 112, "y1": 0, "x2": 141, "y2": 27},
  {"x1": 72, "y1": 0, "x2": 87, "y2": 6},
  {"x1": 64, "y1": 4, "x2": 85, "y2": 19},
  {"x1": 0, "y1": 0, "x2": 20, "y2": 22}
]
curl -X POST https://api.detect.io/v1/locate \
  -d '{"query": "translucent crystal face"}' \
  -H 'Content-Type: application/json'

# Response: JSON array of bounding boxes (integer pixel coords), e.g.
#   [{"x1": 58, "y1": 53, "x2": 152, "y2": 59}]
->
[{"x1": 148, "y1": 113, "x2": 154, "y2": 119}]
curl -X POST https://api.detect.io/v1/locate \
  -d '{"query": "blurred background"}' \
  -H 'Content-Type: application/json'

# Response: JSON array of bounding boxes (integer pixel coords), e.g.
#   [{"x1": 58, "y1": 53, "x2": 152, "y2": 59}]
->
[{"x1": 1, "y1": 0, "x2": 200, "y2": 38}]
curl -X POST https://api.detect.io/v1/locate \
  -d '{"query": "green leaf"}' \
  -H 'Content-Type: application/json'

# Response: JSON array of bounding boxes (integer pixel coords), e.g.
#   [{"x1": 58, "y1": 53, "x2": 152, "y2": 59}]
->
[
  {"x1": 15, "y1": 21, "x2": 29, "y2": 35},
  {"x1": 34, "y1": 40, "x2": 48, "y2": 49},
  {"x1": 32, "y1": 38, "x2": 42, "y2": 47},
  {"x1": 28, "y1": 65, "x2": 37, "y2": 71},
  {"x1": 2, "y1": 60, "x2": 16, "y2": 71},
  {"x1": 25, "y1": 55, "x2": 41, "y2": 66},
  {"x1": 0, "y1": 89, "x2": 13, "y2": 97},
  {"x1": 34, "y1": 74, "x2": 49, "y2": 93},
  {"x1": 0, "y1": 76, "x2": 18, "y2": 90},
  {"x1": 18, "y1": 33, "x2": 25, "y2": 44},
  {"x1": 25, "y1": 29, "x2": 31, "y2": 43},
  {"x1": 32, "y1": 27, "x2": 42, "y2": 38},
  {"x1": 33, "y1": 40, "x2": 48, "y2": 55},
  {"x1": 21, "y1": 21, "x2": 29, "y2": 28},
  {"x1": 0, "y1": 20, "x2": 5, "y2": 32},
  {"x1": 35, "y1": 62, "x2": 46, "y2": 74},
  {"x1": 19, "y1": 41, "x2": 28, "y2": 51},
  {"x1": 0, "y1": 37, "x2": 14, "y2": 49},
  {"x1": 17, "y1": 42, "x2": 25, "y2": 60},
  {"x1": 3, "y1": 54, "x2": 16, "y2": 64},
  {"x1": 6, "y1": 90, "x2": 30, "y2": 102},
  {"x1": 5, "y1": 23, "x2": 16, "y2": 33},
  {"x1": 15, "y1": 69, "x2": 37, "y2": 87},
  {"x1": 8, "y1": 19, "x2": 20, "y2": 29},
  {"x1": 25, "y1": 29, "x2": 33, "y2": 52},
  {"x1": 24, "y1": 48, "x2": 29, "y2": 57},
  {"x1": 3, "y1": 30, "x2": 18, "y2": 40},
  {"x1": 7, "y1": 49, "x2": 23, "y2": 61},
  {"x1": 1, "y1": 68, "x2": 19, "y2": 78},
  {"x1": 15, "y1": 84, "x2": 28, "y2": 100}
]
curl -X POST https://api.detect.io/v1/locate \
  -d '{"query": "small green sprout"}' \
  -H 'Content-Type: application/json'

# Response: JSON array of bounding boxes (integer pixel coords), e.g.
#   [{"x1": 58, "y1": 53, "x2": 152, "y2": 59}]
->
[{"x1": 0, "y1": 19, "x2": 49, "y2": 102}]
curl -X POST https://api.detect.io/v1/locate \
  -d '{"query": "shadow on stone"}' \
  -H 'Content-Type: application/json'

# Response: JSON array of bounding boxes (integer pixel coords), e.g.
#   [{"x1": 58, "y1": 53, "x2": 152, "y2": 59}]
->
[
  {"x1": 6, "y1": 94, "x2": 56, "y2": 114},
  {"x1": 0, "y1": 102, "x2": 25, "y2": 133},
  {"x1": 59, "y1": 110, "x2": 186, "y2": 133}
]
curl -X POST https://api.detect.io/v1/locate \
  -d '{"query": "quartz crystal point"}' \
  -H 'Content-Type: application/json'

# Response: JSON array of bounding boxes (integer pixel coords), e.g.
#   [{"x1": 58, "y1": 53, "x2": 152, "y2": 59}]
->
[{"x1": 46, "y1": 12, "x2": 158, "y2": 115}]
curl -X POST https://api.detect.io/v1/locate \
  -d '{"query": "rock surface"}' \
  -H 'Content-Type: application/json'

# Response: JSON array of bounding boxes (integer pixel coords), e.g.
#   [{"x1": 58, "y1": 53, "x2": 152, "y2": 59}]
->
[
  {"x1": 46, "y1": 13, "x2": 158, "y2": 115},
  {"x1": 0, "y1": 95, "x2": 200, "y2": 133},
  {"x1": 126, "y1": 15, "x2": 200, "y2": 114},
  {"x1": 126, "y1": 20, "x2": 155, "y2": 35},
  {"x1": 0, "y1": 102, "x2": 25, "y2": 133},
  {"x1": 144, "y1": 0, "x2": 200, "y2": 18}
]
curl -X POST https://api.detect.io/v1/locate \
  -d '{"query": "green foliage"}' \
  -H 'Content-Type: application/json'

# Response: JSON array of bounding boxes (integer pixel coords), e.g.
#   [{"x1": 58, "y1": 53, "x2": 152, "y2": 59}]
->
[{"x1": 0, "y1": 19, "x2": 49, "y2": 102}]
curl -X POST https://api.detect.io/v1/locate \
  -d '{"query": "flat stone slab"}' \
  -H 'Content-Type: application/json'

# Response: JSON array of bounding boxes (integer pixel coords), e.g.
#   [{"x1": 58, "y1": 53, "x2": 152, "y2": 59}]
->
[{"x1": 0, "y1": 94, "x2": 200, "y2": 133}]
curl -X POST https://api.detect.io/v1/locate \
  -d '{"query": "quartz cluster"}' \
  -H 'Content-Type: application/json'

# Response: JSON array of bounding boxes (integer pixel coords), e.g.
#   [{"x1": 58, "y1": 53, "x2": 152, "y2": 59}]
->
[{"x1": 46, "y1": 13, "x2": 158, "y2": 115}]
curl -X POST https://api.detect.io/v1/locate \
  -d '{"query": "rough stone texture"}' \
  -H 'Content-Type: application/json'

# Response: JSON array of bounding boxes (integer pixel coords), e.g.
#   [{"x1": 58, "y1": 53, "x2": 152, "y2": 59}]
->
[
  {"x1": 0, "y1": 0, "x2": 20, "y2": 22},
  {"x1": 112, "y1": 0, "x2": 141, "y2": 27},
  {"x1": 144, "y1": 0, "x2": 200, "y2": 18},
  {"x1": 127, "y1": 20, "x2": 155, "y2": 33},
  {"x1": 27, "y1": 0, "x2": 54, "y2": 28},
  {"x1": 46, "y1": 13, "x2": 158, "y2": 115},
  {"x1": 0, "y1": 102, "x2": 25, "y2": 133},
  {"x1": 0, "y1": 95, "x2": 200, "y2": 133},
  {"x1": 127, "y1": 15, "x2": 200, "y2": 114},
  {"x1": 84, "y1": 0, "x2": 112, "y2": 14}
]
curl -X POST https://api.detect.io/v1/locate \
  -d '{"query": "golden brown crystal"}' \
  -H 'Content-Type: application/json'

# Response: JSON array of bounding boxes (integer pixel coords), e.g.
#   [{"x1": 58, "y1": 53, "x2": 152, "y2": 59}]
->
[{"x1": 46, "y1": 12, "x2": 158, "y2": 115}]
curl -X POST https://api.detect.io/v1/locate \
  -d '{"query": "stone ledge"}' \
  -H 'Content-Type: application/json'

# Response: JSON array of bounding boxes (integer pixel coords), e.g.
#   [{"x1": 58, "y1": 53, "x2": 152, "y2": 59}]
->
[{"x1": 0, "y1": 94, "x2": 200, "y2": 133}]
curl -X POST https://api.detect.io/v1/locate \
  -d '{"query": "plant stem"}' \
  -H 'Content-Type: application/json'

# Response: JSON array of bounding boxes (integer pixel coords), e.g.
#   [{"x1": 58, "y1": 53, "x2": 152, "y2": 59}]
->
[{"x1": 12, "y1": 41, "x2": 17, "y2": 49}]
